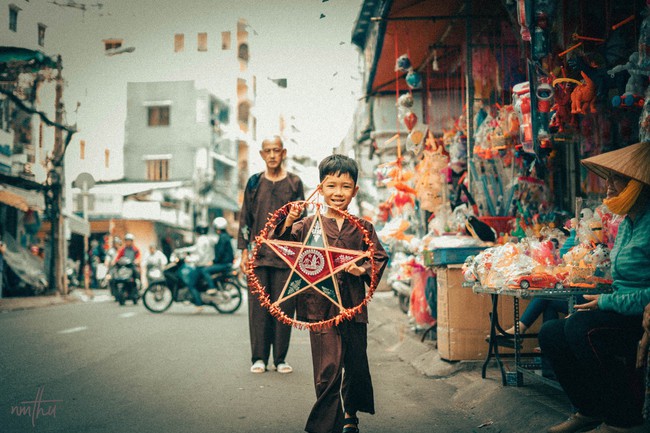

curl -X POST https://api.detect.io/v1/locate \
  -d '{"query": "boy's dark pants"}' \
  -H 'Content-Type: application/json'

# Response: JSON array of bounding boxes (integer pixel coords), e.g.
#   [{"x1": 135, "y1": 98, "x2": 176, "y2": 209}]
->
[
  {"x1": 305, "y1": 322, "x2": 374, "y2": 433},
  {"x1": 248, "y1": 266, "x2": 295, "y2": 366}
]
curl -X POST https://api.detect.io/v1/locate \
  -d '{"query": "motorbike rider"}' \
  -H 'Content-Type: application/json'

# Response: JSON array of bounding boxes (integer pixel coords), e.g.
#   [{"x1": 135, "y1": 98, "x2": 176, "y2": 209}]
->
[
  {"x1": 105, "y1": 236, "x2": 122, "y2": 268},
  {"x1": 143, "y1": 243, "x2": 168, "y2": 287},
  {"x1": 113, "y1": 233, "x2": 142, "y2": 289},
  {"x1": 184, "y1": 224, "x2": 214, "y2": 314},
  {"x1": 199, "y1": 217, "x2": 235, "y2": 291}
]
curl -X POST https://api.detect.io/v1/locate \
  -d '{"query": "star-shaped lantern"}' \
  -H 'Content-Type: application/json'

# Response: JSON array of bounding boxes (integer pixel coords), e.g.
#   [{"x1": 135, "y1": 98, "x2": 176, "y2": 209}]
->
[
  {"x1": 247, "y1": 200, "x2": 379, "y2": 330},
  {"x1": 262, "y1": 210, "x2": 370, "y2": 312}
]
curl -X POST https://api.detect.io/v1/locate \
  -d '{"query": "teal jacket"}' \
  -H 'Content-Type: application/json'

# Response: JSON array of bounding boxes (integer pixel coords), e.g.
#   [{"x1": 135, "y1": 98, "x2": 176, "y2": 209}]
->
[{"x1": 598, "y1": 201, "x2": 650, "y2": 315}]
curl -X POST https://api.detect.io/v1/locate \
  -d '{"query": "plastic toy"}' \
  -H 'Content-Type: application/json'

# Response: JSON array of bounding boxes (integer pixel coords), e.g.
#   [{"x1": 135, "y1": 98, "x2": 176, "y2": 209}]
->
[
  {"x1": 508, "y1": 273, "x2": 564, "y2": 290},
  {"x1": 570, "y1": 71, "x2": 597, "y2": 114}
]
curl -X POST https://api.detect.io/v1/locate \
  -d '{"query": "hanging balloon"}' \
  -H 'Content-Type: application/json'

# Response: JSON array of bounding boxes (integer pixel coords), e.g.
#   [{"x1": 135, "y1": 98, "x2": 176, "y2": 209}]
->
[
  {"x1": 398, "y1": 93, "x2": 414, "y2": 108},
  {"x1": 403, "y1": 111, "x2": 418, "y2": 131},
  {"x1": 405, "y1": 71, "x2": 422, "y2": 89},
  {"x1": 395, "y1": 54, "x2": 412, "y2": 72}
]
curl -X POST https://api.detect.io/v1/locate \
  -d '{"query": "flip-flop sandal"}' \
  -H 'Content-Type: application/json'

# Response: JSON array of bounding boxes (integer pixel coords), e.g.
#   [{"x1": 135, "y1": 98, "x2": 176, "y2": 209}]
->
[
  {"x1": 276, "y1": 363, "x2": 293, "y2": 374},
  {"x1": 342, "y1": 416, "x2": 359, "y2": 433},
  {"x1": 250, "y1": 360, "x2": 266, "y2": 373}
]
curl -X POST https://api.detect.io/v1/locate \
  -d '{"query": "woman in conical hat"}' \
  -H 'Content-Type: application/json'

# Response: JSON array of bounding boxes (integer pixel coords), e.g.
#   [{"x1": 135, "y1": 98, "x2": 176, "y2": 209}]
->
[{"x1": 540, "y1": 142, "x2": 650, "y2": 433}]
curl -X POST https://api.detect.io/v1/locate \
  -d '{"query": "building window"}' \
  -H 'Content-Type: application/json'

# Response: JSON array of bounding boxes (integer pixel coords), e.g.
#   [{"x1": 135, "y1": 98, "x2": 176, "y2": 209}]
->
[
  {"x1": 37, "y1": 23, "x2": 46, "y2": 47},
  {"x1": 146, "y1": 159, "x2": 169, "y2": 181},
  {"x1": 238, "y1": 101, "x2": 250, "y2": 124},
  {"x1": 174, "y1": 33, "x2": 184, "y2": 52},
  {"x1": 198, "y1": 32, "x2": 207, "y2": 52},
  {"x1": 238, "y1": 43, "x2": 249, "y2": 62},
  {"x1": 9, "y1": 5, "x2": 20, "y2": 32},
  {"x1": 147, "y1": 106, "x2": 170, "y2": 126},
  {"x1": 221, "y1": 31, "x2": 231, "y2": 50},
  {"x1": 103, "y1": 38, "x2": 123, "y2": 51}
]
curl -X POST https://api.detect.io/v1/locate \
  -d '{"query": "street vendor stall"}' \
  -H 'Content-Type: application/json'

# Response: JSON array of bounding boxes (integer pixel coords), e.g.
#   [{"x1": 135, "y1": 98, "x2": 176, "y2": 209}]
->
[{"x1": 349, "y1": 0, "x2": 649, "y2": 366}]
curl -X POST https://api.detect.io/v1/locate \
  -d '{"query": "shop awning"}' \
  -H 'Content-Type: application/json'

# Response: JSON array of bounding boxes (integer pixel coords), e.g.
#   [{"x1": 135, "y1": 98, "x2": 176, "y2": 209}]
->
[
  {"x1": 74, "y1": 180, "x2": 186, "y2": 197},
  {"x1": 0, "y1": 190, "x2": 29, "y2": 211},
  {"x1": 0, "y1": 184, "x2": 45, "y2": 211},
  {"x1": 206, "y1": 190, "x2": 240, "y2": 211},
  {"x1": 0, "y1": 47, "x2": 57, "y2": 76},
  {"x1": 64, "y1": 211, "x2": 90, "y2": 237},
  {"x1": 353, "y1": 0, "x2": 504, "y2": 96}
]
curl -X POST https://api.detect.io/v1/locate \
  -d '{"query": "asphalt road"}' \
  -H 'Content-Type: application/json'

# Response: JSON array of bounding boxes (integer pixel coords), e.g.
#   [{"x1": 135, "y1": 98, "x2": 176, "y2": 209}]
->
[
  {"x1": 0, "y1": 290, "x2": 573, "y2": 433},
  {"x1": 0, "y1": 291, "x2": 482, "y2": 433}
]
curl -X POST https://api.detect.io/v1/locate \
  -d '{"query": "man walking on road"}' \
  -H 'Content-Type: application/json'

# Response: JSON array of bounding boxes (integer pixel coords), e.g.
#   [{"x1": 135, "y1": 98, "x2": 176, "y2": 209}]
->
[{"x1": 238, "y1": 135, "x2": 305, "y2": 374}]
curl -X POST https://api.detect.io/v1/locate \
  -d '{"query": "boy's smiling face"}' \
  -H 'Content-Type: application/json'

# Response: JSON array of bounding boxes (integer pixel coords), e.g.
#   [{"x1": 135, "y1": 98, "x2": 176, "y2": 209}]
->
[{"x1": 320, "y1": 172, "x2": 359, "y2": 212}]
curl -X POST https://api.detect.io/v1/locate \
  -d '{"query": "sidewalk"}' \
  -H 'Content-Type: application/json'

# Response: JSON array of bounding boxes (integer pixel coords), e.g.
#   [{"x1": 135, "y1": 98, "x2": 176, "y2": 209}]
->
[
  {"x1": 369, "y1": 291, "x2": 572, "y2": 433},
  {"x1": 0, "y1": 288, "x2": 110, "y2": 313}
]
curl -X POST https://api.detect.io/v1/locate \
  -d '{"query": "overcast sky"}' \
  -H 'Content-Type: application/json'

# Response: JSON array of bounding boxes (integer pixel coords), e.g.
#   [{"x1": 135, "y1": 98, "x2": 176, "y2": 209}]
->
[{"x1": 29, "y1": 0, "x2": 364, "y2": 181}]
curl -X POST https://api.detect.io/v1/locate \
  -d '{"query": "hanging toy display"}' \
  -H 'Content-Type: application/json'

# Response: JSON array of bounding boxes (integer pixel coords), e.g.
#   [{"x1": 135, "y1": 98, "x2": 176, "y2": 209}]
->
[
  {"x1": 395, "y1": 54, "x2": 412, "y2": 72},
  {"x1": 517, "y1": 0, "x2": 532, "y2": 41},
  {"x1": 550, "y1": 75, "x2": 578, "y2": 133},
  {"x1": 533, "y1": 12, "x2": 550, "y2": 61},
  {"x1": 570, "y1": 71, "x2": 597, "y2": 114},
  {"x1": 398, "y1": 93, "x2": 414, "y2": 109},
  {"x1": 607, "y1": 11, "x2": 650, "y2": 111},
  {"x1": 512, "y1": 81, "x2": 534, "y2": 153},
  {"x1": 405, "y1": 70, "x2": 422, "y2": 89},
  {"x1": 414, "y1": 144, "x2": 450, "y2": 212},
  {"x1": 403, "y1": 111, "x2": 418, "y2": 131}
]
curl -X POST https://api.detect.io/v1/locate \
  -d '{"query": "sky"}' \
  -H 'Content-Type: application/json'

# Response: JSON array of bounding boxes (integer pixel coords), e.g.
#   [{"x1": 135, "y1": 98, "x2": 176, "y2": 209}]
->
[{"x1": 23, "y1": 0, "x2": 365, "y2": 181}]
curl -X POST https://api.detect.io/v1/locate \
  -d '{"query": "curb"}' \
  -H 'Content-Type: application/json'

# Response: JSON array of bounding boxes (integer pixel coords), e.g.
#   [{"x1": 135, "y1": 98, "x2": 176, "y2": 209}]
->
[{"x1": 0, "y1": 288, "x2": 109, "y2": 313}]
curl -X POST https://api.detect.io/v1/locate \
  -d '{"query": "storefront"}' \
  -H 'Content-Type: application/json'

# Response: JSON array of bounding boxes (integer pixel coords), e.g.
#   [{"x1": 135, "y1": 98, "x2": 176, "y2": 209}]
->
[{"x1": 347, "y1": 0, "x2": 649, "y2": 363}]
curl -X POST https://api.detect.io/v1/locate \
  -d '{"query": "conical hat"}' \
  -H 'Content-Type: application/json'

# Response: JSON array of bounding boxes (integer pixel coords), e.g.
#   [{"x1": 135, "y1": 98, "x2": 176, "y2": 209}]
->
[{"x1": 581, "y1": 142, "x2": 650, "y2": 186}]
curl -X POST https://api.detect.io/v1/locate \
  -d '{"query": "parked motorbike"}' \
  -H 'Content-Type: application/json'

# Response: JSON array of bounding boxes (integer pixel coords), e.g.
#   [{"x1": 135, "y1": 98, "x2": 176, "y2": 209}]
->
[
  {"x1": 390, "y1": 274, "x2": 411, "y2": 314},
  {"x1": 66, "y1": 259, "x2": 80, "y2": 288},
  {"x1": 142, "y1": 250, "x2": 242, "y2": 314},
  {"x1": 110, "y1": 257, "x2": 140, "y2": 306}
]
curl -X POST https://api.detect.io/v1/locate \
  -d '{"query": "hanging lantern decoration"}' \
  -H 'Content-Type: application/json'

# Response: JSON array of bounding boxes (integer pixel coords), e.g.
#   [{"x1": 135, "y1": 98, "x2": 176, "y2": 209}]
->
[
  {"x1": 398, "y1": 93, "x2": 414, "y2": 109},
  {"x1": 403, "y1": 111, "x2": 418, "y2": 131},
  {"x1": 407, "y1": 128, "x2": 425, "y2": 151},
  {"x1": 395, "y1": 54, "x2": 412, "y2": 72},
  {"x1": 104, "y1": 148, "x2": 110, "y2": 168},
  {"x1": 405, "y1": 71, "x2": 422, "y2": 89},
  {"x1": 80, "y1": 139, "x2": 85, "y2": 160}
]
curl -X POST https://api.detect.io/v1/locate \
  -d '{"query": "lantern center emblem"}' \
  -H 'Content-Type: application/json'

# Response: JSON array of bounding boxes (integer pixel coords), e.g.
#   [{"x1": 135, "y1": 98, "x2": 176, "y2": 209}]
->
[{"x1": 298, "y1": 249, "x2": 325, "y2": 276}]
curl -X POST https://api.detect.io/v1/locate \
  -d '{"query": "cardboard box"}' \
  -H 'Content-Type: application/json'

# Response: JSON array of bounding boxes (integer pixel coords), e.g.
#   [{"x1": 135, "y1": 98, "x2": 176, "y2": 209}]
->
[{"x1": 435, "y1": 264, "x2": 541, "y2": 361}]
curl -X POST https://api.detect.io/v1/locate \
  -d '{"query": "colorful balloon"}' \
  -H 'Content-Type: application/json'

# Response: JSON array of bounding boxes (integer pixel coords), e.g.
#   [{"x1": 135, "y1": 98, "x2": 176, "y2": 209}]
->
[
  {"x1": 396, "y1": 54, "x2": 412, "y2": 72},
  {"x1": 406, "y1": 71, "x2": 422, "y2": 89},
  {"x1": 403, "y1": 111, "x2": 418, "y2": 131}
]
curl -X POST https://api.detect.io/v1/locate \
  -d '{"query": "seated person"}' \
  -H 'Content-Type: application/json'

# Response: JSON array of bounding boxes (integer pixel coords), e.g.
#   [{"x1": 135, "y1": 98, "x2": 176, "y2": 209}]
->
[
  {"x1": 540, "y1": 143, "x2": 650, "y2": 433},
  {"x1": 503, "y1": 296, "x2": 584, "y2": 335}
]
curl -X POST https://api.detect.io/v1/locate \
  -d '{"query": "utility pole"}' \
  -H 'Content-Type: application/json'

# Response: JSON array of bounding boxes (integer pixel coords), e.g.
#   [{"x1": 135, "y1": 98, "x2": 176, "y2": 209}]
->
[{"x1": 50, "y1": 55, "x2": 67, "y2": 295}]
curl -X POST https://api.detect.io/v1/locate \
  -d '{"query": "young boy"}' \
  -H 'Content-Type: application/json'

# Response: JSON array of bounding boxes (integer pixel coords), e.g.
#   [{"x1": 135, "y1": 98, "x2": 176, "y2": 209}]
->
[{"x1": 281, "y1": 155, "x2": 388, "y2": 433}]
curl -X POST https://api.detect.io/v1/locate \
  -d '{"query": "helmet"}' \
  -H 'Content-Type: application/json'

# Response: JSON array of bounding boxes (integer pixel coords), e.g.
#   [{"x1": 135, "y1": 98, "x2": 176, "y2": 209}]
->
[
  {"x1": 213, "y1": 217, "x2": 228, "y2": 230},
  {"x1": 124, "y1": 233, "x2": 135, "y2": 241}
]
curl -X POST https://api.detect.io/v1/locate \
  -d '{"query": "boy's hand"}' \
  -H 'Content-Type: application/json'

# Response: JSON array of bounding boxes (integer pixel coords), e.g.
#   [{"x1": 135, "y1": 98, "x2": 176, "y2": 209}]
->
[
  {"x1": 344, "y1": 262, "x2": 366, "y2": 277},
  {"x1": 284, "y1": 203, "x2": 304, "y2": 230}
]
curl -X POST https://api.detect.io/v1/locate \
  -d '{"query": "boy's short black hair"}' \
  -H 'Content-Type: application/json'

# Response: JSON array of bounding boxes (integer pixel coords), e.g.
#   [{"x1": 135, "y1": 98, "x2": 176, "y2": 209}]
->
[{"x1": 318, "y1": 154, "x2": 359, "y2": 184}]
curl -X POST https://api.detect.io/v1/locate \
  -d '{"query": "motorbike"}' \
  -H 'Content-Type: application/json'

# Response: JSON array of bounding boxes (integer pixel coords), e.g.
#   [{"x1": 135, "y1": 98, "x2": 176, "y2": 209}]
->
[
  {"x1": 110, "y1": 256, "x2": 140, "y2": 305},
  {"x1": 142, "y1": 250, "x2": 243, "y2": 314},
  {"x1": 389, "y1": 273, "x2": 411, "y2": 314},
  {"x1": 66, "y1": 259, "x2": 80, "y2": 288},
  {"x1": 145, "y1": 262, "x2": 165, "y2": 288}
]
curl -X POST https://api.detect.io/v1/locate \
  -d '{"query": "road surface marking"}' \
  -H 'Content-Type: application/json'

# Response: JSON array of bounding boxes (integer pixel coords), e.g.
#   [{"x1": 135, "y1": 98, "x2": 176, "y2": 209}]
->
[
  {"x1": 118, "y1": 312, "x2": 137, "y2": 318},
  {"x1": 57, "y1": 326, "x2": 88, "y2": 334}
]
